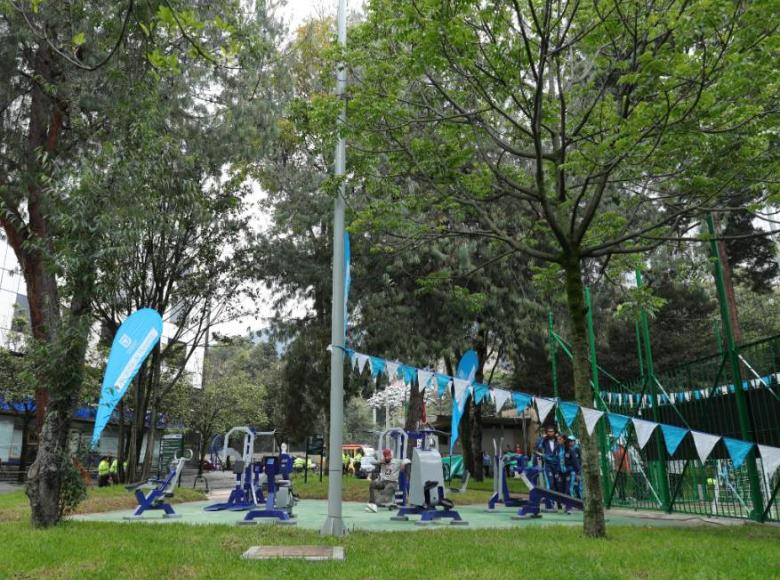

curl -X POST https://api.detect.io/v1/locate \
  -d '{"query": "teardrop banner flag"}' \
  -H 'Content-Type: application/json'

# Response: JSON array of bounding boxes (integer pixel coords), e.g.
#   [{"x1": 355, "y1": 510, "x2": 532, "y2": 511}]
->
[
  {"x1": 91, "y1": 309, "x2": 163, "y2": 447},
  {"x1": 451, "y1": 350, "x2": 478, "y2": 450}
]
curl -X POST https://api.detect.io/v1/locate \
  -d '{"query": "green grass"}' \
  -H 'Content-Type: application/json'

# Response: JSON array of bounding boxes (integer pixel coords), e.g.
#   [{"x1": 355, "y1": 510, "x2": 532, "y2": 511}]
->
[
  {"x1": 2, "y1": 482, "x2": 778, "y2": 578},
  {"x1": 291, "y1": 474, "x2": 528, "y2": 505},
  {"x1": 0, "y1": 485, "x2": 206, "y2": 523},
  {"x1": 1, "y1": 519, "x2": 778, "y2": 579}
]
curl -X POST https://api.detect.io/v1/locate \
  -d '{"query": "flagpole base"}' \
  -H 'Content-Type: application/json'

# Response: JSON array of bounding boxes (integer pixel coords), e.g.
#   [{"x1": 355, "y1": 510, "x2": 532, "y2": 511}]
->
[{"x1": 320, "y1": 516, "x2": 348, "y2": 537}]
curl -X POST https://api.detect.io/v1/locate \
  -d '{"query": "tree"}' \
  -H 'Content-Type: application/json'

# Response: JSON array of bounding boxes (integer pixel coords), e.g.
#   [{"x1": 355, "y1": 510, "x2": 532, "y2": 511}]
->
[
  {"x1": 0, "y1": 0, "x2": 282, "y2": 526},
  {"x1": 346, "y1": 0, "x2": 780, "y2": 537}
]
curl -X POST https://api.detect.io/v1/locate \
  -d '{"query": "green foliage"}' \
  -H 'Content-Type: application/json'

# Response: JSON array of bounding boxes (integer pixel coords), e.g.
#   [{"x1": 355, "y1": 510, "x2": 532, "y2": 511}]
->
[{"x1": 57, "y1": 455, "x2": 88, "y2": 518}]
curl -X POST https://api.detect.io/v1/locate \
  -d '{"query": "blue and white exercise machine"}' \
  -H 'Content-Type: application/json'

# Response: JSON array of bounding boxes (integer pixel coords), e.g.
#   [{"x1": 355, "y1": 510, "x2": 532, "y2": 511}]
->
[
  {"x1": 512, "y1": 468, "x2": 583, "y2": 519},
  {"x1": 204, "y1": 426, "x2": 261, "y2": 511},
  {"x1": 390, "y1": 429, "x2": 467, "y2": 526},
  {"x1": 239, "y1": 446, "x2": 296, "y2": 525},
  {"x1": 124, "y1": 449, "x2": 192, "y2": 519},
  {"x1": 487, "y1": 438, "x2": 527, "y2": 511}
]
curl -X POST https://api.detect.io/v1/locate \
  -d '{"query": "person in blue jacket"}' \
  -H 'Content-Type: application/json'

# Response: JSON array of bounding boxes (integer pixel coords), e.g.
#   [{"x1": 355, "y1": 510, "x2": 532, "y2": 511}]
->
[
  {"x1": 560, "y1": 435, "x2": 582, "y2": 508},
  {"x1": 534, "y1": 425, "x2": 561, "y2": 509}
]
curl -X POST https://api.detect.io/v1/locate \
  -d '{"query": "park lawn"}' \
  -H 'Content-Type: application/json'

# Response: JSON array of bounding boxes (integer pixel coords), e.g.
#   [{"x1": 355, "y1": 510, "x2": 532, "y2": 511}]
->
[
  {"x1": 1, "y1": 519, "x2": 778, "y2": 579},
  {"x1": 291, "y1": 474, "x2": 527, "y2": 505},
  {"x1": 0, "y1": 485, "x2": 206, "y2": 524}
]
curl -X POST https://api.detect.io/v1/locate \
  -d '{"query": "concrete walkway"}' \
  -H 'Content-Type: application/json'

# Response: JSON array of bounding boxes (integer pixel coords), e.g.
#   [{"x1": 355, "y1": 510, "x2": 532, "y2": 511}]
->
[
  {"x1": 72, "y1": 499, "x2": 721, "y2": 531},
  {"x1": 0, "y1": 482, "x2": 22, "y2": 494}
]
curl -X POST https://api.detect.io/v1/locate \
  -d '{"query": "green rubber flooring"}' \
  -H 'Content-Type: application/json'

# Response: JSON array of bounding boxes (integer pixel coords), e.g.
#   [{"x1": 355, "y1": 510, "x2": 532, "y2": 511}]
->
[{"x1": 72, "y1": 500, "x2": 696, "y2": 531}]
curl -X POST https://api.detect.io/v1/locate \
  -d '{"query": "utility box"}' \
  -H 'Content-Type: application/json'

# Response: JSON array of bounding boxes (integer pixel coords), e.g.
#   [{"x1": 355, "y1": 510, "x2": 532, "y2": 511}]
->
[{"x1": 409, "y1": 447, "x2": 445, "y2": 506}]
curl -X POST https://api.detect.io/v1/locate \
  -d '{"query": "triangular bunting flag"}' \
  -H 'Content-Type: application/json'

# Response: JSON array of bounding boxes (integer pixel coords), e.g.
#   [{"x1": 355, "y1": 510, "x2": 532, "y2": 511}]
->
[
  {"x1": 581, "y1": 407, "x2": 604, "y2": 436},
  {"x1": 417, "y1": 370, "x2": 434, "y2": 391},
  {"x1": 559, "y1": 401, "x2": 580, "y2": 428},
  {"x1": 511, "y1": 392, "x2": 532, "y2": 413},
  {"x1": 758, "y1": 445, "x2": 780, "y2": 480},
  {"x1": 534, "y1": 398, "x2": 556, "y2": 424},
  {"x1": 723, "y1": 437, "x2": 754, "y2": 469},
  {"x1": 632, "y1": 418, "x2": 658, "y2": 450},
  {"x1": 369, "y1": 356, "x2": 385, "y2": 378},
  {"x1": 473, "y1": 383, "x2": 490, "y2": 405},
  {"x1": 435, "y1": 374, "x2": 451, "y2": 397},
  {"x1": 608, "y1": 413, "x2": 630, "y2": 438},
  {"x1": 356, "y1": 353, "x2": 369, "y2": 374},
  {"x1": 691, "y1": 431, "x2": 721, "y2": 463},
  {"x1": 453, "y1": 378, "x2": 471, "y2": 406},
  {"x1": 385, "y1": 361, "x2": 400, "y2": 380},
  {"x1": 400, "y1": 365, "x2": 416, "y2": 385},
  {"x1": 660, "y1": 424, "x2": 689, "y2": 456},
  {"x1": 493, "y1": 388, "x2": 512, "y2": 412}
]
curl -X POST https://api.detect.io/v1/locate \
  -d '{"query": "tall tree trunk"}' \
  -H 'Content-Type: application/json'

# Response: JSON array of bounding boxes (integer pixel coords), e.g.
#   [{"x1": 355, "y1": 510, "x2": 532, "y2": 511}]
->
[
  {"x1": 563, "y1": 256, "x2": 606, "y2": 538},
  {"x1": 404, "y1": 380, "x2": 424, "y2": 458},
  {"x1": 25, "y1": 262, "x2": 95, "y2": 527},
  {"x1": 717, "y1": 238, "x2": 743, "y2": 344}
]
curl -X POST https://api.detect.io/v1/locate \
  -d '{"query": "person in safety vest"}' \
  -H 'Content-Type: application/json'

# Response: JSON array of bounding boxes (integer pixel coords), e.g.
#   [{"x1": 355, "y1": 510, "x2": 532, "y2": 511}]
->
[
  {"x1": 109, "y1": 457, "x2": 119, "y2": 485},
  {"x1": 98, "y1": 456, "x2": 111, "y2": 487}
]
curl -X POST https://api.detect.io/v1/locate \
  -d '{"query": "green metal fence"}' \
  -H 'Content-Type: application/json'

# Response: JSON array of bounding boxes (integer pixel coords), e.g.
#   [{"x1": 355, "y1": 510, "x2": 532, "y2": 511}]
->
[{"x1": 602, "y1": 332, "x2": 780, "y2": 522}]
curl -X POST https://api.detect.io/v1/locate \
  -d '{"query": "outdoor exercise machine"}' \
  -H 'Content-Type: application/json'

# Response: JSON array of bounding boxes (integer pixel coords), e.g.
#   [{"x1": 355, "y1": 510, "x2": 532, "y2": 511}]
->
[
  {"x1": 513, "y1": 468, "x2": 583, "y2": 519},
  {"x1": 390, "y1": 429, "x2": 468, "y2": 525},
  {"x1": 376, "y1": 427, "x2": 410, "y2": 506},
  {"x1": 239, "y1": 446, "x2": 296, "y2": 525},
  {"x1": 487, "y1": 438, "x2": 527, "y2": 511},
  {"x1": 124, "y1": 449, "x2": 192, "y2": 519},
  {"x1": 204, "y1": 426, "x2": 260, "y2": 511}
]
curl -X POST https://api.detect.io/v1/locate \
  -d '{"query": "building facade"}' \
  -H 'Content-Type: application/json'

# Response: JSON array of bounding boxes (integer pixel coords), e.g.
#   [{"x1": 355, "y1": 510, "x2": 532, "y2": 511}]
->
[{"x1": 0, "y1": 239, "x2": 203, "y2": 465}]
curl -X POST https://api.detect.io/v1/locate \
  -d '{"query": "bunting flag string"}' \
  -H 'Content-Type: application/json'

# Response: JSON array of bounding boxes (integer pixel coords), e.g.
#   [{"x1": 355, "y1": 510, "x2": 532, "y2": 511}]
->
[
  {"x1": 692, "y1": 431, "x2": 721, "y2": 463},
  {"x1": 435, "y1": 374, "x2": 451, "y2": 397},
  {"x1": 632, "y1": 418, "x2": 658, "y2": 450},
  {"x1": 723, "y1": 437, "x2": 754, "y2": 469},
  {"x1": 493, "y1": 388, "x2": 512, "y2": 412},
  {"x1": 511, "y1": 392, "x2": 532, "y2": 414},
  {"x1": 535, "y1": 398, "x2": 556, "y2": 424},
  {"x1": 581, "y1": 408, "x2": 604, "y2": 436},
  {"x1": 417, "y1": 369, "x2": 434, "y2": 391},
  {"x1": 660, "y1": 424, "x2": 688, "y2": 456},
  {"x1": 344, "y1": 349, "x2": 780, "y2": 476},
  {"x1": 558, "y1": 401, "x2": 580, "y2": 428},
  {"x1": 369, "y1": 356, "x2": 385, "y2": 378},
  {"x1": 608, "y1": 413, "x2": 630, "y2": 438}
]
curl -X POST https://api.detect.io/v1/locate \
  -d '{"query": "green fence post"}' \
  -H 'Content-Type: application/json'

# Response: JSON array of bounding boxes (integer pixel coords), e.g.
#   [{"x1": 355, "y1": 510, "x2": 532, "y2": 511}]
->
[
  {"x1": 713, "y1": 320, "x2": 723, "y2": 355},
  {"x1": 549, "y1": 311, "x2": 559, "y2": 400},
  {"x1": 635, "y1": 321, "x2": 644, "y2": 378},
  {"x1": 636, "y1": 270, "x2": 672, "y2": 512},
  {"x1": 584, "y1": 287, "x2": 612, "y2": 503},
  {"x1": 706, "y1": 213, "x2": 765, "y2": 522}
]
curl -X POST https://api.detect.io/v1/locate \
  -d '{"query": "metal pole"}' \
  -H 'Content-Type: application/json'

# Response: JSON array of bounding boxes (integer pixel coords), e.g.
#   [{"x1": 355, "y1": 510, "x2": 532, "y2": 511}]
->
[
  {"x1": 706, "y1": 213, "x2": 764, "y2": 522},
  {"x1": 584, "y1": 288, "x2": 613, "y2": 503},
  {"x1": 636, "y1": 270, "x2": 672, "y2": 512},
  {"x1": 549, "y1": 311, "x2": 559, "y2": 399},
  {"x1": 321, "y1": 0, "x2": 348, "y2": 537}
]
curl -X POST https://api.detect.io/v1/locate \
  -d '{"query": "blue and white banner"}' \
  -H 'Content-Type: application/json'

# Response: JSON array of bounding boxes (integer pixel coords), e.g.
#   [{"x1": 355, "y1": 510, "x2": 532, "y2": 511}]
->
[{"x1": 91, "y1": 309, "x2": 163, "y2": 447}]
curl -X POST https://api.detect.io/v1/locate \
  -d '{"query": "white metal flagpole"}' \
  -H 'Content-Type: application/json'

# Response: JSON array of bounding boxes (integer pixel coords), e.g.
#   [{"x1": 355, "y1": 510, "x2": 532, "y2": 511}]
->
[{"x1": 320, "y1": 0, "x2": 348, "y2": 537}]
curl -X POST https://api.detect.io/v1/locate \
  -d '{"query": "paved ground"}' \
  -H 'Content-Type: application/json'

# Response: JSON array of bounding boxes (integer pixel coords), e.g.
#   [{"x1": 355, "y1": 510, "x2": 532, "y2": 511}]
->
[
  {"x1": 0, "y1": 482, "x2": 21, "y2": 494},
  {"x1": 72, "y1": 498, "x2": 722, "y2": 531}
]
